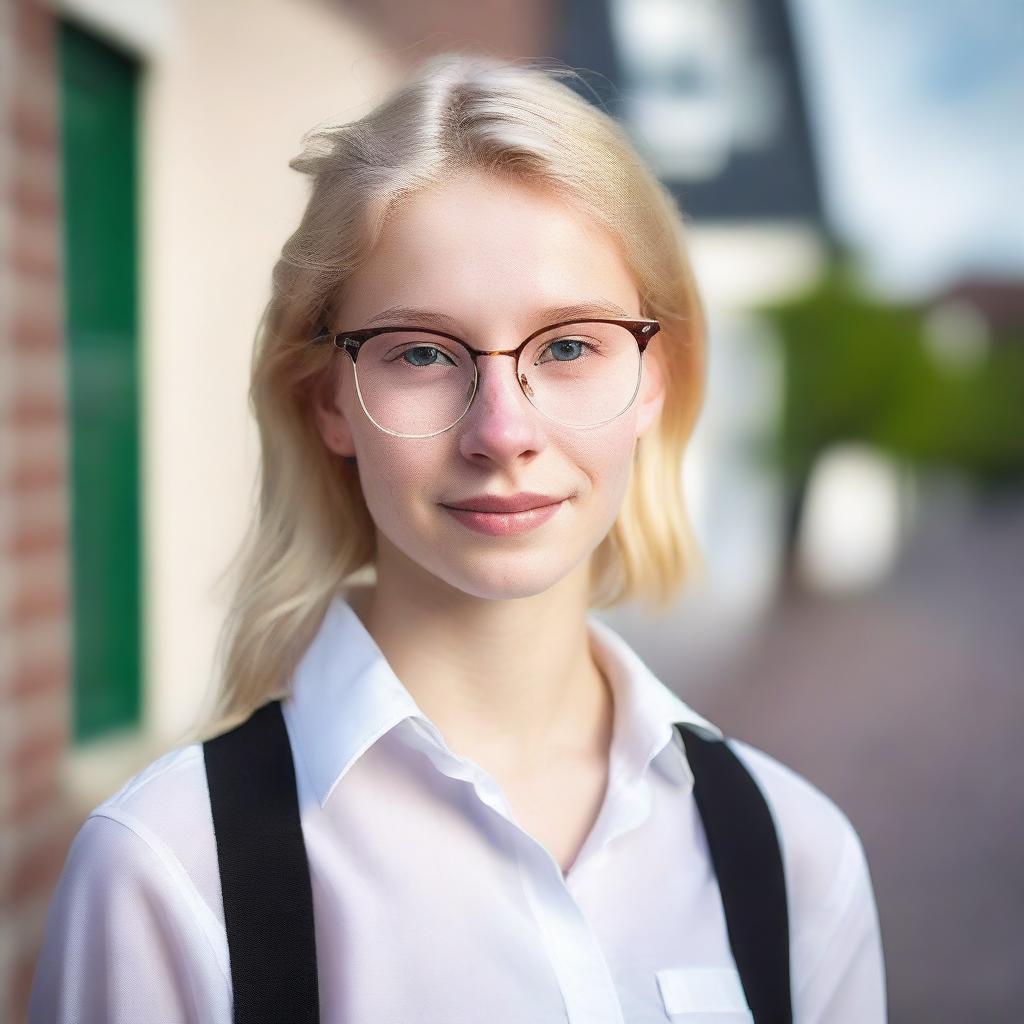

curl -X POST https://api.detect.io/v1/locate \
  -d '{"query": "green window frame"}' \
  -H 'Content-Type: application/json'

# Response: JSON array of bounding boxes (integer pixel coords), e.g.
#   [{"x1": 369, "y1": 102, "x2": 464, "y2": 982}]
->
[{"x1": 58, "y1": 20, "x2": 144, "y2": 742}]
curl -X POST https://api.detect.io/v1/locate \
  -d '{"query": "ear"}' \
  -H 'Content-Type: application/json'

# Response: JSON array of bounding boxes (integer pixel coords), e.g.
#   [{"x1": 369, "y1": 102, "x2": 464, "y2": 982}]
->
[
  {"x1": 312, "y1": 358, "x2": 358, "y2": 458},
  {"x1": 633, "y1": 337, "x2": 666, "y2": 440}
]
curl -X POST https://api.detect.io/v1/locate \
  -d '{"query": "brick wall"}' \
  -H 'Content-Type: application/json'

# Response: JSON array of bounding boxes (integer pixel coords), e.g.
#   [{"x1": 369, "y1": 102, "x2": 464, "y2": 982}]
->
[{"x1": 0, "y1": 2, "x2": 79, "y2": 1021}]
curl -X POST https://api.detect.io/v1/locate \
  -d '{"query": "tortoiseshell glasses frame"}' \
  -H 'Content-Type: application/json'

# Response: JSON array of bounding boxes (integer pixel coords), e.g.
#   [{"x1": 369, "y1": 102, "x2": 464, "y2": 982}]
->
[{"x1": 309, "y1": 316, "x2": 663, "y2": 437}]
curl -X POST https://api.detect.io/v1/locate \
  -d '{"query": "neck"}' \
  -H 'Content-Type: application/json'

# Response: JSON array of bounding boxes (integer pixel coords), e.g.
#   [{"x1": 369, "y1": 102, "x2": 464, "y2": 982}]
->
[{"x1": 344, "y1": 553, "x2": 613, "y2": 778}]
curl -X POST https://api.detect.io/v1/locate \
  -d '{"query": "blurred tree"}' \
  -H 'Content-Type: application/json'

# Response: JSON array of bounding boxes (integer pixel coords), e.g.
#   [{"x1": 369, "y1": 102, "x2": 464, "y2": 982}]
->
[{"x1": 753, "y1": 264, "x2": 1024, "y2": 572}]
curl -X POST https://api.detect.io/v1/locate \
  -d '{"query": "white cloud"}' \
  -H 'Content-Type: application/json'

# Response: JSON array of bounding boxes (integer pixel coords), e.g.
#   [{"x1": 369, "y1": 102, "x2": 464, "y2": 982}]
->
[{"x1": 789, "y1": 0, "x2": 1024, "y2": 295}]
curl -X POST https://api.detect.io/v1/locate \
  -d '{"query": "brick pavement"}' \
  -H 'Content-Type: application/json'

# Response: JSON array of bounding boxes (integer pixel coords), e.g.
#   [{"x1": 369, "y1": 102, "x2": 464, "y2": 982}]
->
[{"x1": 685, "y1": 486, "x2": 1024, "y2": 1023}]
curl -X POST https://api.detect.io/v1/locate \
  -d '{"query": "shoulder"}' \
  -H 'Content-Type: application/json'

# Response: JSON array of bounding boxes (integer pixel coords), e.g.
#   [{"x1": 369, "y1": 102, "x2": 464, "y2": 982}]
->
[
  {"x1": 71, "y1": 742, "x2": 223, "y2": 928},
  {"x1": 91, "y1": 742, "x2": 213, "y2": 848},
  {"x1": 724, "y1": 737, "x2": 865, "y2": 893},
  {"x1": 722, "y1": 738, "x2": 880, "y2": 992},
  {"x1": 30, "y1": 744, "x2": 231, "y2": 1022}
]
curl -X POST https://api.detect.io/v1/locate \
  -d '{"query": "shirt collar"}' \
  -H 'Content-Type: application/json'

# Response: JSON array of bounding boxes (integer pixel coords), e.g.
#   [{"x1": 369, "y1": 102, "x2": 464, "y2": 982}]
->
[{"x1": 282, "y1": 593, "x2": 723, "y2": 809}]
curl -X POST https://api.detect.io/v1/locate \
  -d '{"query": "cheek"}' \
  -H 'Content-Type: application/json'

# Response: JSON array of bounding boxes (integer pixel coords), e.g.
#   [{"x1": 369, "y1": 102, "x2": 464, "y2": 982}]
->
[
  {"x1": 596, "y1": 446, "x2": 636, "y2": 525},
  {"x1": 570, "y1": 422, "x2": 637, "y2": 495},
  {"x1": 356, "y1": 443, "x2": 424, "y2": 516}
]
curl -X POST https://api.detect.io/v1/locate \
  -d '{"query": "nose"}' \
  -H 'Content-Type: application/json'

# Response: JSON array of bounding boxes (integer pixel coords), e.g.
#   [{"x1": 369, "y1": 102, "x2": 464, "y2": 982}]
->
[
  {"x1": 469, "y1": 350, "x2": 535, "y2": 413},
  {"x1": 455, "y1": 350, "x2": 547, "y2": 459}
]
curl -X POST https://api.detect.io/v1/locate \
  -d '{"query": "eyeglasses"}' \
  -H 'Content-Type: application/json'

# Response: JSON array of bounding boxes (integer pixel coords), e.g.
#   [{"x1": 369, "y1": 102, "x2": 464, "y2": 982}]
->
[{"x1": 310, "y1": 317, "x2": 661, "y2": 438}]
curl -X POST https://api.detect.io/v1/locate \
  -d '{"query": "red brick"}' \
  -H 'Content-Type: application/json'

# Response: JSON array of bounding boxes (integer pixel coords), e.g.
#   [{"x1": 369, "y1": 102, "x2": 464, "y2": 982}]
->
[
  {"x1": 7, "y1": 723, "x2": 68, "y2": 777},
  {"x1": 7, "y1": 455, "x2": 65, "y2": 493},
  {"x1": 6, "y1": 658, "x2": 68, "y2": 700},
  {"x1": 7, "y1": 392, "x2": 65, "y2": 426},
  {"x1": 9, "y1": 96, "x2": 58, "y2": 153},
  {"x1": 11, "y1": 309, "x2": 62, "y2": 352},
  {"x1": 5, "y1": 515, "x2": 67, "y2": 554},
  {"x1": 10, "y1": 938, "x2": 45, "y2": 1024},
  {"x1": 9, "y1": 578, "x2": 68, "y2": 624},
  {"x1": 9, "y1": 767, "x2": 62, "y2": 826},
  {"x1": 8, "y1": 170, "x2": 59, "y2": 220},
  {"x1": 13, "y1": 0, "x2": 56, "y2": 65},
  {"x1": 4, "y1": 829, "x2": 69, "y2": 905},
  {"x1": 9, "y1": 139, "x2": 60, "y2": 221},
  {"x1": 10, "y1": 231, "x2": 60, "y2": 279}
]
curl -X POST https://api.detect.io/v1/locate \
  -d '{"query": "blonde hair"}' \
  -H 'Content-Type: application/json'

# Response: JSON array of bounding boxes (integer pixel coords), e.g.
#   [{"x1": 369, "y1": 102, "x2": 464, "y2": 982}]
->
[{"x1": 184, "y1": 52, "x2": 708, "y2": 744}]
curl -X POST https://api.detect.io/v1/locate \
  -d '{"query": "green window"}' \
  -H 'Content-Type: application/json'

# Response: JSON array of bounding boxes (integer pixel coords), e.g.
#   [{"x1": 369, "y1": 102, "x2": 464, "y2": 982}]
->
[{"x1": 58, "y1": 21, "x2": 143, "y2": 742}]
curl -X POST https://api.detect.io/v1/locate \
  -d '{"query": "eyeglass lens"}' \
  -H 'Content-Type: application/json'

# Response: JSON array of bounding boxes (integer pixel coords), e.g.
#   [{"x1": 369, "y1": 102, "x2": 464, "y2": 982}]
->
[{"x1": 350, "y1": 321, "x2": 642, "y2": 437}]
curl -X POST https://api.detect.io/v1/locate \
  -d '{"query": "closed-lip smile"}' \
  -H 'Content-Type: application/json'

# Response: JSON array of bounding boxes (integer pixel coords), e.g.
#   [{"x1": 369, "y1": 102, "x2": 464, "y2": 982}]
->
[{"x1": 440, "y1": 492, "x2": 565, "y2": 514}]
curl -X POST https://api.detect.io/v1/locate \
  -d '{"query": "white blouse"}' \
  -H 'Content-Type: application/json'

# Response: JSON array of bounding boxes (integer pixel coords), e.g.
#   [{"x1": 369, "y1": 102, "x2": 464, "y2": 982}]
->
[{"x1": 30, "y1": 595, "x2": 887, "y2": 1023}]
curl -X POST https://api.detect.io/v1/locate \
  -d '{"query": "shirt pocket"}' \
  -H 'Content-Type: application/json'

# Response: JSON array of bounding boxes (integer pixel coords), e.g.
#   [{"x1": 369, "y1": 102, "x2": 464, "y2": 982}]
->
[{"x1": 655, "y1": 966, "x2": 754, "y2": 1022}]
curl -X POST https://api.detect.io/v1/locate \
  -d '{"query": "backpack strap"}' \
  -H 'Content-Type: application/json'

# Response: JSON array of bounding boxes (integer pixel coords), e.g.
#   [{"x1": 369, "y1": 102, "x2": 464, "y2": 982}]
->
[
  {"x1": 203, "y1": 698, "x2": 320, "y2": 1023},
  {"x1": 676, "y1": 722, "x2": 793, "y2": 1024}
]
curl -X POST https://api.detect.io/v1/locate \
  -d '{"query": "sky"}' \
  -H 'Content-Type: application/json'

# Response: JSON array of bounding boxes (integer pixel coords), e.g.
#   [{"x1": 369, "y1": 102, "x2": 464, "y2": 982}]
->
[{"x1": 789, "y1": 0, "x2": 1024, "y2": 297}]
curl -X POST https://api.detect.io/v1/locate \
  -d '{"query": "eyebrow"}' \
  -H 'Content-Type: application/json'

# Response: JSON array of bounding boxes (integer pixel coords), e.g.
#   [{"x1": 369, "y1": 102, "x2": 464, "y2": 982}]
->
[{"x1": 362, "y1": 300, "x2": 638, "y2": 332}]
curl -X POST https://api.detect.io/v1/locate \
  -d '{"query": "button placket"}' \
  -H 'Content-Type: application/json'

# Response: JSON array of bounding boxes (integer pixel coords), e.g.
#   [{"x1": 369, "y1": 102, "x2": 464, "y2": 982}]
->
[{"x1": 510, "y1": 828, "x2": 627, "y2": 1024}]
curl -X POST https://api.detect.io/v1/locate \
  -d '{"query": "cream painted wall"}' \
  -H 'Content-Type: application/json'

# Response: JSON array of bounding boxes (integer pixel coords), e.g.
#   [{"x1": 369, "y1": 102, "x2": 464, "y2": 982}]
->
[{"x1": 140, "y1": 0, "x2": 399, "y2": 747}]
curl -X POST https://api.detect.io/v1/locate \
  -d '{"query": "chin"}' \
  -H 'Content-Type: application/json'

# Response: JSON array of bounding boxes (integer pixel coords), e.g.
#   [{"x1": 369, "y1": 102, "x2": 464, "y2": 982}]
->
[{"x1": 433, "y1": 545, "x2": 594, "y2": 602}]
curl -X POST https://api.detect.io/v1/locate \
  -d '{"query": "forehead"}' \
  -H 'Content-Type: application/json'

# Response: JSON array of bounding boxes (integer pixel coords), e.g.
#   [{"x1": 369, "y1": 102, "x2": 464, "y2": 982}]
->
[{"x1": 341, "y1": 173, "x2": 641, "y2": 328}]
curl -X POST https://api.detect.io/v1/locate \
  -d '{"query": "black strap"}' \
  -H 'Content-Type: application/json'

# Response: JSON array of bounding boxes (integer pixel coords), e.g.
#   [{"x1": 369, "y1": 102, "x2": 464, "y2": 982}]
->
[
  {"x1": 676, "y1": 722, "x2": 793, "y2": 1024},
  {"x1": 202, "y1": 701, "x2": 790, "y2": 1024},
  {"x1": 203, "y1": 699, "x2": 320, "y2": 1023}
]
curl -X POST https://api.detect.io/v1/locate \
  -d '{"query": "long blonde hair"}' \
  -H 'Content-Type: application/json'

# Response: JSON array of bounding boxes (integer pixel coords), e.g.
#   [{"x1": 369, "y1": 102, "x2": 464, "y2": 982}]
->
[{"x1": 184, "y1": 52, "x2": 708, "y2": 744}]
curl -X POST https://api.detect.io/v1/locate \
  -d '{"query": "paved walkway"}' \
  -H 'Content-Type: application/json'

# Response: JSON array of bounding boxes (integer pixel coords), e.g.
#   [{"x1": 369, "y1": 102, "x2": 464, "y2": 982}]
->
[{"x1": 682, "y1": 485, "x2": 1024, "y2": 1023}]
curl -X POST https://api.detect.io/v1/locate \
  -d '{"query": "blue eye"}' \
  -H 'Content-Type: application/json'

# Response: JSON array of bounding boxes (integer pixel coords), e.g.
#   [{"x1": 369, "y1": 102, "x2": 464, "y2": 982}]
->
[
  {"x1": 537, "y1": 337, "x2": 598, "y2": 365},
  {"x1": 550, "y1": 339, "x2": 584, "y2": 361},
  {"x1": 396, "y1": 346, "x2": 458, "y2": 367}
]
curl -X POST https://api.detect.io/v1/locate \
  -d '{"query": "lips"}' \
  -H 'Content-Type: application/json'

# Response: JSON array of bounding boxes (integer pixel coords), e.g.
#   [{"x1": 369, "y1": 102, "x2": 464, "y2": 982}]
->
[
  {"x1": 442, "y1": 500, "x2": 565, "y2": 536},
  {"x1": 441, "y1": 492, "x2": 564, "y2": 514}
]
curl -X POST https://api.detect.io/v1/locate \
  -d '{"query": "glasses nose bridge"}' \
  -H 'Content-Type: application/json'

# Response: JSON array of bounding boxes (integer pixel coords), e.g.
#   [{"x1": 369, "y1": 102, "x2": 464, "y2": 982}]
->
[
  {"x1": 470, "y1": 347, "x2": 533, "y2": 406},
  {"x1": 477, "y1": 346, "x2": 520, "y2": 361}
]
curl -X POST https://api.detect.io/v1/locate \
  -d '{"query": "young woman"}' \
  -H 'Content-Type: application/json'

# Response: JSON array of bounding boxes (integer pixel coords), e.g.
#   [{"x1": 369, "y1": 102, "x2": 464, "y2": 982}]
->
[{"x1": 30, "y1": 53, "x2": 886, "y2": 1023}]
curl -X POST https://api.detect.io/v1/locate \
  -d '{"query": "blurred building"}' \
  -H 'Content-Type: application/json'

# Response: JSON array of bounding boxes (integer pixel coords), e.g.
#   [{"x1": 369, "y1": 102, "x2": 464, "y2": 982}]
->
[{"x1": 559, "y1": 0, "x2": 831, "y2": 668}]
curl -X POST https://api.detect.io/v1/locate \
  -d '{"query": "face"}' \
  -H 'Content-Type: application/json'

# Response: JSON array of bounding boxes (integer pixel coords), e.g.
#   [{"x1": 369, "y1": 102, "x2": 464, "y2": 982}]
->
[{"x1": 314, "y1": 170, "x2": 665, "y2": 601}]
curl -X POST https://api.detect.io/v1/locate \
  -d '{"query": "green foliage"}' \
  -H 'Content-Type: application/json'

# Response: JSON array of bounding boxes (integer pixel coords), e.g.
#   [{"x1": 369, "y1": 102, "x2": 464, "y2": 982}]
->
[{"x1": 756, "y1": 266, "x2": 1024, "y2": 488}]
